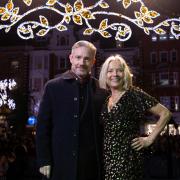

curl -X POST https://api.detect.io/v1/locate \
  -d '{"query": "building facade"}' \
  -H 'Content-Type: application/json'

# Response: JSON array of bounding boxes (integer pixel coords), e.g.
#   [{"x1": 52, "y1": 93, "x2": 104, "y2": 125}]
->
[
  {"x1": 0, "y1": 47, "x2": 29, "y2": 135},
  {"x1": 28, "y1": 34, "x2": 140, "y2": 117},
  {"x1": 139, "y1": 33, "x2": 180, "y2": 127},
  {"x1": 0, "y1": 26, "x2": 140, "y2": 134}
]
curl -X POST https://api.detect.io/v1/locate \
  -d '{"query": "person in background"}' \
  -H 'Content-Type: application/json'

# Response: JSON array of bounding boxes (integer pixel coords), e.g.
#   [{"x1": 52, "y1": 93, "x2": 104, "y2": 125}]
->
[
  {"x1": 99, "y1": 54, "x2": 171, "y2": 180},
  {"x1": 36, "y1": 40, "x2": 108, "y2": 180},
  {"x1": 0, "y1": 152, "x2": 8, "y2": 180}
]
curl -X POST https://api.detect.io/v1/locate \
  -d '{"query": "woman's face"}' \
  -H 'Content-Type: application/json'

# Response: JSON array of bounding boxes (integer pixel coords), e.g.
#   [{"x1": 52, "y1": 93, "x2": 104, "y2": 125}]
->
[{"x1": 106, "y1": 60, "x2": 124, "y2": 89}]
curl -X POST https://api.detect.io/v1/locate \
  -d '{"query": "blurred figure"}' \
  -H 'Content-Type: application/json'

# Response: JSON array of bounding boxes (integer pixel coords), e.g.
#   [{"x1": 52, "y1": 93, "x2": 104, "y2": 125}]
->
[{"x1": 0, "y1": 152, "x2": 8, "y2": 180}]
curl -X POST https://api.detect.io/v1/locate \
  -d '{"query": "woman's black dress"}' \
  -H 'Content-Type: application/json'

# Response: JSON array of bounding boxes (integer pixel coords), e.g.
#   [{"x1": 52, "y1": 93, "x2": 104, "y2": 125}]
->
[{"x1": 101, "y1": 87, "x2": 158, "y2": 180}]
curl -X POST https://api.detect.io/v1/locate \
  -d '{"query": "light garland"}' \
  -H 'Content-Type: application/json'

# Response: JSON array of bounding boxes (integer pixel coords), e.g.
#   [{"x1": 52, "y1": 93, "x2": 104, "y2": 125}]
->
[
  {"x1": 0, "y1": 79, "x2": 16, "y2": 110},
  {"x1": 146, "y1": 124, "x2": 180, "y2": 136},
  {"x1": 0, "y1": 0, "x2": 180, "y2": 41}
]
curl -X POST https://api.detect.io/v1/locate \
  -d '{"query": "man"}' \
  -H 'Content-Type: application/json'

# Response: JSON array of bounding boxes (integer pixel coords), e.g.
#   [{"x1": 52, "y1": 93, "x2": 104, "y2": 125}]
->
[{"x1": 36, "y1": 40, "x2": 107, "y2": 180}]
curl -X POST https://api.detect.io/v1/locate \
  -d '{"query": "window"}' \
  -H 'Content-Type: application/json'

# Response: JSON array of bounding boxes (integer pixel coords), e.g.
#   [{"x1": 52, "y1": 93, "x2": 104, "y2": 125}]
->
[
  {"x1": 57, "y1": 35, "x2": 60, "y2": 46},
  {"x1": 159, "y1": 35, "x2": 168, "y2": 41},
  {"x1": 151, "y1": 35, "x2": 157, "y2": 42},
  {"x1": 159, "y1": 72, "x2": 169, "y2": 86},
  {"x1": 171, "y1": 96, "x2": 179, "y2": 111},
  {"x1": 57, "y1": 56, "x2": 66, "y2": 69},
  {"x1": 59, "y1": 57, "x2": 66, "y2": 69},
  {"x1": 60, "y1": 37, "x2": 66, "y2": 46},
  {"x1": 66, "y1": 56, "x2": 71, "y2": 68},
  {"x1": 57, "y1": 36, "x2": 68, "y2": 46},
  {"x1": 29, "y1": 78, "x2": 32, "y2": 90},
  {"x1": 33, "y1": 78, "x2": 42, "y2": 91},
  {"x1": 160, "y1": 96, "x2": 170, "y2": 109},
  {"x1": 34, "y1": 57, "x2": 43, "y2": 69},
  {"x1": 169, "y1": 34, "x2": 175, "y2": 40},
  {"x1": 173, "y1": 72, "x2": 179, "y2": 86},
  {"x1": 29, "y1": 59, "x2": 33, "y2": 70},
  {"x1": 11, "y1": 61, "x2": 19, "y2": 70},
  {"x1": 44, "y1": 55, "x2": 49, "y2": 69},
  {"x1": 150, "y1": 52, "x2": 157, "y2": 64},
  {"x1": 160, "y1": 51, "x2": 168, "y2": 63},
  {"x1": 170, "y1": 72, "x2": 179, "y2": 86},
  {"x1": 66, "y1": 35, "x2": 69, "y2": 45},
  {"x1": 151, "y1": 73, "x2": 156, "y2": 85},
  {"x1": 174, "y1": 96, "x2": 179, "y2": 111},
  {"x1": 170, "y1": 50, "x2": 177, "y2": 62}
]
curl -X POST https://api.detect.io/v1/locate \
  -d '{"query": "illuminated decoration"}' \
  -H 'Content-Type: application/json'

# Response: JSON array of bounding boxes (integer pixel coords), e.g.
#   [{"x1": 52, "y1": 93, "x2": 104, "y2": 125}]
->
[
  {"x1": 0, "y1": 79, "x2": 16, "y2": 110},
  {"x1": 0, "y1": 0, "x2": 180, "y2": 41},
  {"x1": 27, "y1": 115, "x2": 37, "y2": 125},
  {"x1": 145, "y1": 124, "x2": 180, "y2": 136}
]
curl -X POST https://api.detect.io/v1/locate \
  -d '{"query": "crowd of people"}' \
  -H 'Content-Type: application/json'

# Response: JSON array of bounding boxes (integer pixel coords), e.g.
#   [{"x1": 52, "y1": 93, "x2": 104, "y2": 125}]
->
[
  {"x1": 0, "y1": 132, "x2": 40, "y2": 180},
  {"x1": 0, "y1": 132, "x2": 180, "y2": 180},
  {"x1": 146, "y1": 134, "x2": 180, "y2": 178}
]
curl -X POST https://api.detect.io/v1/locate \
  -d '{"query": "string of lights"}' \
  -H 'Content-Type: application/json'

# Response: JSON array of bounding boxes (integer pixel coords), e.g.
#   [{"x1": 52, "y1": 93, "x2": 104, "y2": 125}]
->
[
  {"x1": 0, "y1": 0, "x2": 180, "y2": 40},
  {"x1": 0, "y1": 79, "x2": 16, "y2": 110}
]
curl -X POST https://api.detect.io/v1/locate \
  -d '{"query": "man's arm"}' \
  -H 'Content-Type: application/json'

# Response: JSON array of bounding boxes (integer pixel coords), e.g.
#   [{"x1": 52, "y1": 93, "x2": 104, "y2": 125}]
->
[{"x1": 36, "y1": 83, "x2": 53, "y2": 171}]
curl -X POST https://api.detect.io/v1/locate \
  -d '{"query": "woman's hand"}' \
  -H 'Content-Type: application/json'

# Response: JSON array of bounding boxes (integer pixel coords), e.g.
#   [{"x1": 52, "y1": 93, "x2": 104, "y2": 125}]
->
[{"x1": 131, "y1": 137, "x2": 153, "y2": 151}]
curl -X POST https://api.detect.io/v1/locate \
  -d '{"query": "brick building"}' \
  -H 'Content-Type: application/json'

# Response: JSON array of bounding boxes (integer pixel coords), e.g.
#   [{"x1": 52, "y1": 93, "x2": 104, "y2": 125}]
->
[
  {"x1": 0, "y1": 47, "x2": 29, "y2": 134},
  {"x1": 139, "y1": 33, "x2": 180, "y2": 126}
]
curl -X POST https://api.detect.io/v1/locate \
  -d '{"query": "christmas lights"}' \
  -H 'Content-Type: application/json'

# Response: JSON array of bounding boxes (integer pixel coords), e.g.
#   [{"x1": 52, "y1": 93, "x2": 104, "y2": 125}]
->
[
  {"x1": 146, "y1": 124, "x2": 180, "y2": 136},
  {"x1": 0, "y1": 79, "x2": 16, "y2": 110},
  {"x1": 0, "y1": 0, "x2": 180, "y2": 40}
]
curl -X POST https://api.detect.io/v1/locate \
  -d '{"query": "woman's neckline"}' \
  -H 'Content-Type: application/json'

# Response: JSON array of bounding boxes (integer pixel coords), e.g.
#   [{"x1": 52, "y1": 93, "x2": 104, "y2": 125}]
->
[{"x1": 107, "y1": 90, "x2": 127, "y2": 112}]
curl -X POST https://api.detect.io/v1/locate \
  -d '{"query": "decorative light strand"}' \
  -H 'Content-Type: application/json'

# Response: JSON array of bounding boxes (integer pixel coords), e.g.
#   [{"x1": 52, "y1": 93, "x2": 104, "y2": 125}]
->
[
  {"x1": 0, "y1": 79, "x2": 16, "y2": 110},
  {"x1": 0, "y1": 0, "x2": 180, "y2": 40}
]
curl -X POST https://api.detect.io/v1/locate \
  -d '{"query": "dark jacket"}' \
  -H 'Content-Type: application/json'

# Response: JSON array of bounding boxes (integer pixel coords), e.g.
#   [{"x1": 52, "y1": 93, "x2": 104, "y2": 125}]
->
[{"x1": 36, "y1": 71, "x2": 108, "y2": 180}]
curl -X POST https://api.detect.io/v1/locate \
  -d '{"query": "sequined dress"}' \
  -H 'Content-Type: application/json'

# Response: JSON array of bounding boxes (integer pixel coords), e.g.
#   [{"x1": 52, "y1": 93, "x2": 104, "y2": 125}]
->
[{"x1": 101, "y1": 87, "x2": 158, "y2": 180}]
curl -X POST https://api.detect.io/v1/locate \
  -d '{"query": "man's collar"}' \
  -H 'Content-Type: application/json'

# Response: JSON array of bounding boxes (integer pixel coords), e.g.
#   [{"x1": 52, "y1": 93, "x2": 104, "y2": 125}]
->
[
  {"x1": 61, "y1": 70, "x2": 91, "y2": 84},
  {"x1": 61, "y1": 70, "x2": 77, "y2": 80}
]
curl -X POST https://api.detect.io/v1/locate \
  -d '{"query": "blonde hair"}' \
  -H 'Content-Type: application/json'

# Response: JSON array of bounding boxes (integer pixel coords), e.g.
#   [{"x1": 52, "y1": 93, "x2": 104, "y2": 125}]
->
[
  {"x1": 71, "y1": 40, "x2": 97, "y2": 58},
  {"x1": 99, "y1": 54, "x2": 133, "y2": 90}
]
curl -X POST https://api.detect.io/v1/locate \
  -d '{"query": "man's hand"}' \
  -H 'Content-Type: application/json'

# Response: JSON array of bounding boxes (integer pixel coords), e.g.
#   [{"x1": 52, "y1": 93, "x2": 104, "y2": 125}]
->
[{"x1": 39, "y1": 165, "x2": 51, "y2": 179}]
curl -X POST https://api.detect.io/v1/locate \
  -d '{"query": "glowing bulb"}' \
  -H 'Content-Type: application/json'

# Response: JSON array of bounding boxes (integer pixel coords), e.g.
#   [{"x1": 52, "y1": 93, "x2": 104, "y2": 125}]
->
[
  {"x1": 0, "y1": 0, "x2": 179, "y2": 41},
  {"x1": 0, "y1": 79, "x2": 17, "y2": 110}
]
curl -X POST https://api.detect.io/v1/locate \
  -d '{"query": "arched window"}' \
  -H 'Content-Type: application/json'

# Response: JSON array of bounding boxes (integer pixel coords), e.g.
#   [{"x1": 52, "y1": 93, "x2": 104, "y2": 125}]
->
[{"x1": 60, "y1": 37, "x2": 66, "y2": 45}]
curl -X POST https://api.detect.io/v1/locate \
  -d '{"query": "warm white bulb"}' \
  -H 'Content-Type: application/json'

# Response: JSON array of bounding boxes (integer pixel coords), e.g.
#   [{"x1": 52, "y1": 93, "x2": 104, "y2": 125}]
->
[
  {"x1": 0, "y1": 79, "x2": 17, "y2": 110},
  {"x1": 0, "y1": 0, "x2": 179, "y2": 41}
]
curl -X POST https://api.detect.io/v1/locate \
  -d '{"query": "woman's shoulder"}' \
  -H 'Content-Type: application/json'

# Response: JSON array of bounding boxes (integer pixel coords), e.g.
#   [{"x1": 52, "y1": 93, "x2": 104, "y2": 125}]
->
[
  {"x1": 128, "y1": 86, "x2": 144, "y2": 95},
  {"x1": 128, "y1": 86, "x2": 152, "y2": 100},
  {"x1": 128, "y1": 86, "x2": 158, "y2": 103}
]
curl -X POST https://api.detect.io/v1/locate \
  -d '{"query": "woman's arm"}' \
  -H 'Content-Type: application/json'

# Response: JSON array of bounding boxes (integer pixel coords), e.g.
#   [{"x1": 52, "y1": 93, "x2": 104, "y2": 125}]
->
[{"x1": 131, "y1": 103, "x2": 172, "y2": 151}]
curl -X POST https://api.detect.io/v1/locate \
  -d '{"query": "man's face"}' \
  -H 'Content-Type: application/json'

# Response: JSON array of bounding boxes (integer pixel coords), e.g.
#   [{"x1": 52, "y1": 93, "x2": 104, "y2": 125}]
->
[{"x1": 69, "y1": 46, "x2": 95, "y2": 78}]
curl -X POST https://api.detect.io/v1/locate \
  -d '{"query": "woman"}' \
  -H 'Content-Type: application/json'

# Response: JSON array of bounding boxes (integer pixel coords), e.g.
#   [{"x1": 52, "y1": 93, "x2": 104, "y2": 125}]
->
[{"x1": 99, "y1": 55, "x2": 171, "y2": 180}]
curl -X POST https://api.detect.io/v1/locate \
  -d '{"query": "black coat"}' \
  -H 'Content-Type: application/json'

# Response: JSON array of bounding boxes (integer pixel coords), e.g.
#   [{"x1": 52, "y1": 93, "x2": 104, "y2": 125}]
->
[{"x1": 36, "y1": 71, "x2": 107, "y2": 180}]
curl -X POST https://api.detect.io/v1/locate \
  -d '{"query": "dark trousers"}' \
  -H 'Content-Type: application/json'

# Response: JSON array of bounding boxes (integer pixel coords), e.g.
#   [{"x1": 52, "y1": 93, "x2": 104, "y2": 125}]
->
[{"x1": 77, "y1": 148, "x2": 99, "y2": 180}]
